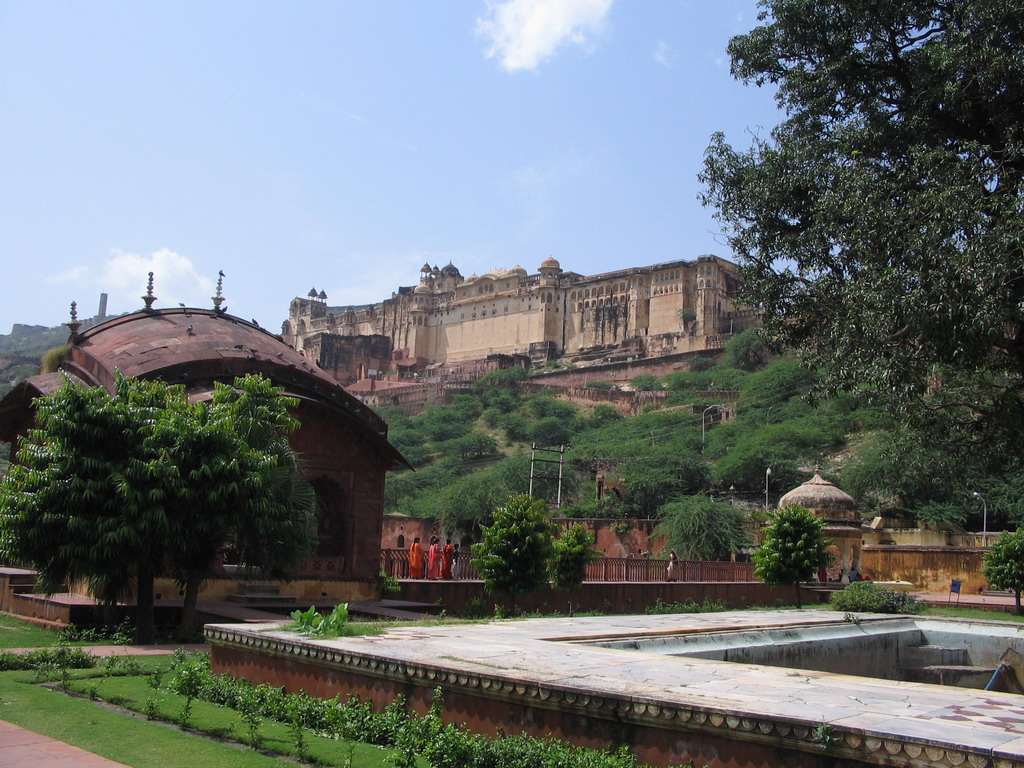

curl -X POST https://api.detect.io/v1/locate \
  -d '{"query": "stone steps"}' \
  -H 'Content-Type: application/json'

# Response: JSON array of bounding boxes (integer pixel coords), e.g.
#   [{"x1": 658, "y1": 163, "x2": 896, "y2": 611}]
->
[{"x1": 902, "y1": 664, "x2": 994, "y2": 688}]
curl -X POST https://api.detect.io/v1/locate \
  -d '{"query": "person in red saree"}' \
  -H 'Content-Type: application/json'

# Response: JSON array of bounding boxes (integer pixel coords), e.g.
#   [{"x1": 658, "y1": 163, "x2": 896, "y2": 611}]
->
[
  {"x1": 441, "y1": 539, "x2": 455, "y2": 580},
  {"x1": 427, "y1": 536, "x2": 442, "y2": 580},
  {"x1": 408, "y1": 537, "x2": 424, "y2": 579}
]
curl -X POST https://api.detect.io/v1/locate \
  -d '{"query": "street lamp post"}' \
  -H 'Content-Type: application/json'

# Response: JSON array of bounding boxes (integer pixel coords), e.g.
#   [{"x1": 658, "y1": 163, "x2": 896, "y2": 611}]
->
[
  {"x1": 702, "y1": 405, "x2": 715, "y2": 452},
  {"x1": 973, "y1": 491, "x2": 988, "y2": 545},
  {"x1": 765, "y1": 467, "x2": 772, "y2": 510}
]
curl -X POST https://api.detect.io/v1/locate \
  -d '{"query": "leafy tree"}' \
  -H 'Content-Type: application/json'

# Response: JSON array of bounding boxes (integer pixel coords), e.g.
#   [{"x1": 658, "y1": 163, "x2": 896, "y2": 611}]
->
[
  {"x1": 412, "y1": 406, "x2": 472, "y2": 443},
  {"x1": 550, "y1": 523, "x2": 598, "y2": 590},
  {"x1": 166, "y1": 375, "x2": 316, "y2": 639},
  {"x1": 709, "y1": 422, "x2": 827, "y2": 496},
  {"x1": 0, "y1": 374, "x2": 173, "y2": 642},
  {"x1": 529, "y1": 416, "x2": 573, "y2": 447},
  {"x1": 723, "y1": 329, "x2": 769, "y2": 372},
  {"x1": 753, "y1": 505, "x2": 831, "y2": 607},
  {"x1": 656, "y1": 496, "x2": 749, "y2": 561},
  {"x1": 450, "y1": 431, "x2": 498, "y2": 459},
  {"x1": 471, "y1": 494, "x2": 555, "y2": 607},
  {"x1": 701, "y1": 0, "x2": 1024, "y2": 464},
  {"x1": 472, "y1": 366, "x2": 527, "y2": 408},
  {"x1": 581, "y1": 405, "x2": 622, "y2": 431},
  {"x1": 984, "y1": 530, "x2": 1024, "y2": 615},
  {"x1": 0, "y1": 373, "x2": 316, "y2": 643},
  {"x1": 621, "y1": 450, "x2": 710, "y2": 517},
  {"x1": 497, "y1": 412, "x2": 531, "y2": 442}
]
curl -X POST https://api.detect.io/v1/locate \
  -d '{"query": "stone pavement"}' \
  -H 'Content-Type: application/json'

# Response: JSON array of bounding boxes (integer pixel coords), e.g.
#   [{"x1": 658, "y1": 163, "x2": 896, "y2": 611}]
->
[
  {"x1": 210, "y1": 608, "x2": 1024, "y2": 767},
  {"x1": 0, "y1": 643, "x2": 208, "y2": 768}
]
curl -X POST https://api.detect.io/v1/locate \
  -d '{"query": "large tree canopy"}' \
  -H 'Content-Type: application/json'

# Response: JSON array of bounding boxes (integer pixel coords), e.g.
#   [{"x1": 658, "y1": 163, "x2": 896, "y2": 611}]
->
[
  {"x1": 701, "y1": 0, "x2": 1024, "y2": 462},
  {"x1": 0, "y1": 373, "x2": 315, "y2": 643}
]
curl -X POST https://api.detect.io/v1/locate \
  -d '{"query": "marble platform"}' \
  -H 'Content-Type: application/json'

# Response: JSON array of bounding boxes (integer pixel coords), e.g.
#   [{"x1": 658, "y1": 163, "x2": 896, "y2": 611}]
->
[{"x1": 207, "y1": 609, "x2": 1024, "y2": 768}]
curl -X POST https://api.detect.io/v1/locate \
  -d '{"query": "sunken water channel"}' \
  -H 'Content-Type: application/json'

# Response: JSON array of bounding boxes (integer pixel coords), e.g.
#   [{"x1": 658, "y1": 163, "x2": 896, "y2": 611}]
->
[{"x1": 588, "y1": 617, "x2": 1024, "y2": 690}]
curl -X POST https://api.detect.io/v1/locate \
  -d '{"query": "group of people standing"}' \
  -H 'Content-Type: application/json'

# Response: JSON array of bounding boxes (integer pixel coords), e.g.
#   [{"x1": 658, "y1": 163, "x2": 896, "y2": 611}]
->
[{"x1": 407, "y1": 536, "x2": 458, "y2": 580}]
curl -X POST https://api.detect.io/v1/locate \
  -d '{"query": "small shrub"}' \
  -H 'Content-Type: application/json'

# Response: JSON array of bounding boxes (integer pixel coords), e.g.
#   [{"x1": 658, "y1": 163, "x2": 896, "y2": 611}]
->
[
  {"x1": 0, "y1": 646, "x2": 95, "y2": 672},
  {"x1": 380, "y1": 571, "x2": 401, "y2": 597},
  {"x1": 829, "y1": 581, "x2": 923, "y2": 614},
  {"x1": 289, "y1": 603, "x2": 350, "y2": 637}
]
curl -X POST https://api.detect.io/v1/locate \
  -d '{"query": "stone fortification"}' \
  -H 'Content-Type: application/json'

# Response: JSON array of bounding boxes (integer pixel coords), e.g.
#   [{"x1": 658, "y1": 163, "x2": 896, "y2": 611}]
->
[{"x1": 283, "y1": 254, "x2": 757, "y2": 383}]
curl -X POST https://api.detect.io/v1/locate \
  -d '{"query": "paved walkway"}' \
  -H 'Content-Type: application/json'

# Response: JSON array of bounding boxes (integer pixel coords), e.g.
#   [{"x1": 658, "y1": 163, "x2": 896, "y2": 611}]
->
[
  {"x1": 0, "y1": 643, "x2": 208, "y2": 768},
  {"x1": 0, "y1": 719, "x2": 130, "y2": 767},
  {"x1": 914, "y1": 589, "x2": 1022, "y2": 612}
]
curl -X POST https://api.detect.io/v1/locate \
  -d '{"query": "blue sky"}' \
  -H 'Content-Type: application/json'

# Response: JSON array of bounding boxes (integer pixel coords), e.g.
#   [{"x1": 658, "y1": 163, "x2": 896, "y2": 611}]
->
[{"x1": 0, "y1": 0, "x2": 781, "y2": 335}]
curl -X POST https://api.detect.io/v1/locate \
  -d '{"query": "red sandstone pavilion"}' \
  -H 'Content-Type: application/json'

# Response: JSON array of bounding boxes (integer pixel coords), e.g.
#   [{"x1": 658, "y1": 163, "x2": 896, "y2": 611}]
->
[{"x1": 0, "y1": 283, "x2": 410, "y2": 617}]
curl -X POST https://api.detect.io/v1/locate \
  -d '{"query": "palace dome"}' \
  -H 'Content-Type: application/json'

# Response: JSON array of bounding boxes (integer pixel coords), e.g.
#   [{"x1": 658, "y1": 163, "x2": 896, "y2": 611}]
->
[
  {"x1": 413, "y1": 283, "x2": 431, "y2": 294},
  {"x1": 540, "y1": 257, "x2": 560, "y2": 270},
  {"x1": 508, "y1": 265, "x2": 527, "y2": 276},
  {"x1": 441, "y1": 262, "x2": 461, "y2": 277}
]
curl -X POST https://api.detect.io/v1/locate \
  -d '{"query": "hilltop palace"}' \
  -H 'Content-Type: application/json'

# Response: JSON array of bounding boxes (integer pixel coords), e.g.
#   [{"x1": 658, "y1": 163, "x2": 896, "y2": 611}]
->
[{"x1": 282, "y1": 254, "x2": 756, "y2": 385}]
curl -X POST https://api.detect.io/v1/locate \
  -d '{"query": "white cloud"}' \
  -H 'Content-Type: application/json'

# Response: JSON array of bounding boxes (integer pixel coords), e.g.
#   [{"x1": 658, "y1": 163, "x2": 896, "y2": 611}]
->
[
  {"x1": 48, "y1": 265, "x2": 89, "y2": 283},
  {"x1": 476, "y1": 0, "x2": 613, "y2": 72},
  {"x1": 98, "y1": 249, "x2": 215, "y2": 314},
  {"x1": 653, "y1": 39, "x2": 675, "y2": 68}
]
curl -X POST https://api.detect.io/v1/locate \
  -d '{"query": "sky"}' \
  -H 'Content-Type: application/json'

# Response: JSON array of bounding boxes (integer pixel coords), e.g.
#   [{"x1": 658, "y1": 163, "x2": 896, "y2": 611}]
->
[{"x1": 0, "y1": 0, "x2": 782, "y2": 335}]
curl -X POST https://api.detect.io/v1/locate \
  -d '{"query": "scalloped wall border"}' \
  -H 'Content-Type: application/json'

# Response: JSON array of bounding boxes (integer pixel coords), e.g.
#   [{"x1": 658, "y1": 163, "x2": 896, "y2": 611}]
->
[{"x1": 206, "y1": 626, "x2": 1018, "y2": 768}]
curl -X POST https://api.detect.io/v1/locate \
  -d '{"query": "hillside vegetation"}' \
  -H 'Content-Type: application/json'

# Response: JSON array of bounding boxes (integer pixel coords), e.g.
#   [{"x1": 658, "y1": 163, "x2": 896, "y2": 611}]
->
[{"x1": 383, "y1": 330, "x2": 1022, "y2": 549}]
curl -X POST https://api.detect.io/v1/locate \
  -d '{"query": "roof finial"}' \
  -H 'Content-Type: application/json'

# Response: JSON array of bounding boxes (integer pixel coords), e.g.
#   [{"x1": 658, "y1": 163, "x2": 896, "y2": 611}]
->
[
  {"x1": 212, "y1": 270, "x2": 226, "y2": 313},
  {"x1": 66, "y1": 301, "x2": 82, "y2": 339},
  {"x1": 142, "y1": 272, "x2": 157, "y2": 311}
]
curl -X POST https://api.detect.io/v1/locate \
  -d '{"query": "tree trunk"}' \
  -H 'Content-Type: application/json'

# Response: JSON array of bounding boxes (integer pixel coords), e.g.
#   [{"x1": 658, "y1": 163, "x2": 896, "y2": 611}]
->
[
  {"x1": 793, "y1": 581, "x2": 802, "y2": 609},
  {"x1": 179, "y1": 572, "x2": 202, "y2": 641},
  {"x1": 1016, "y1": 590, "x2": 1021, "y2": 616},
  {"x1": 135, "y1": 561, "x2": 156, "y2": 645}
]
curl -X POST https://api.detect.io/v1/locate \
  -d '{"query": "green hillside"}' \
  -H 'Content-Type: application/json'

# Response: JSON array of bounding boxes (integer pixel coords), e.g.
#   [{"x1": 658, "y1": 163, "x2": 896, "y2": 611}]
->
[
  {"x1": 0, "y1": 323, "x2": 69, "y2": 477},
  {"x1": 383, "y1": 330, "x2": 1018, "y2": 551}
]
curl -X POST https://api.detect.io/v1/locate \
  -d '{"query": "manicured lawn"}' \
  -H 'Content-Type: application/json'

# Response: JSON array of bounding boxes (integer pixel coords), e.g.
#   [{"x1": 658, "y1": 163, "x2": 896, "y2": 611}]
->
[
  {"x1": 0, "y1": 656, "x2": 411, "y2": 768},
  {"x1": 0, "y1": 612, "x2": 65, "y2": 648}
]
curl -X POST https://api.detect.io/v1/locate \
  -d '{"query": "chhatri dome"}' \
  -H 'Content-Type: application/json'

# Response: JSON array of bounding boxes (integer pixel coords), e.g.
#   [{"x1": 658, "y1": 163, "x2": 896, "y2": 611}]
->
[{"x1": 778, "y1": 473, "x2": 858, "y2": 524}]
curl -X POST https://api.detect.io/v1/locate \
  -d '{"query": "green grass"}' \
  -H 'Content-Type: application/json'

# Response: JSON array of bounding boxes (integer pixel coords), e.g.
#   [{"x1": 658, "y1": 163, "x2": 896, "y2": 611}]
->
[
  {"x1": 0, "y1": 669, "x2": 296, "y2": 767},
  {"x1": 0, "y1": 655, "x2": 410, "y2": 768},
  {"x1": 0, "y1": 613, "x2": 64, "y2": 648},
  {"x1": 922, "y1": 604, "x2": 1024, "y2": 622}
]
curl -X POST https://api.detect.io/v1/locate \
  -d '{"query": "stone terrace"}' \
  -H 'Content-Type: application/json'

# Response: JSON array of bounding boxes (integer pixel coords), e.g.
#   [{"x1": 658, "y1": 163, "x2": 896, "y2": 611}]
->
[{"x1": 208, "y1": 609, "x2": 1024, "y2": 768}]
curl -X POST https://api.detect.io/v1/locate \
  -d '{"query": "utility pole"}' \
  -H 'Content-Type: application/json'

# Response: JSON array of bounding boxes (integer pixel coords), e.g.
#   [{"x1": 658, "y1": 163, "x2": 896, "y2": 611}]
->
[{"x1": 529, "y1": 443, "x2": 567, "y2": 508}]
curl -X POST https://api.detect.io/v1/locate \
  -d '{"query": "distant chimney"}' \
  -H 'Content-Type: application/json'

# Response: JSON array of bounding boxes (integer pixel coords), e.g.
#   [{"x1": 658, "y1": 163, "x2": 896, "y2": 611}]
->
[{"x1": 97, "y1": 292, "x2": 108, "y2": 319}]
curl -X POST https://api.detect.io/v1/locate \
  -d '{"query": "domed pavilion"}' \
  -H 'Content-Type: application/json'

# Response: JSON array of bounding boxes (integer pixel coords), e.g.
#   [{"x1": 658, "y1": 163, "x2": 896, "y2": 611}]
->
[
  {"x1": 777, "y1": 473, "x2": 864, "y2": 581},
  {"x1": 0, "y1": 281, "x2": 409, "y2": 608}
]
